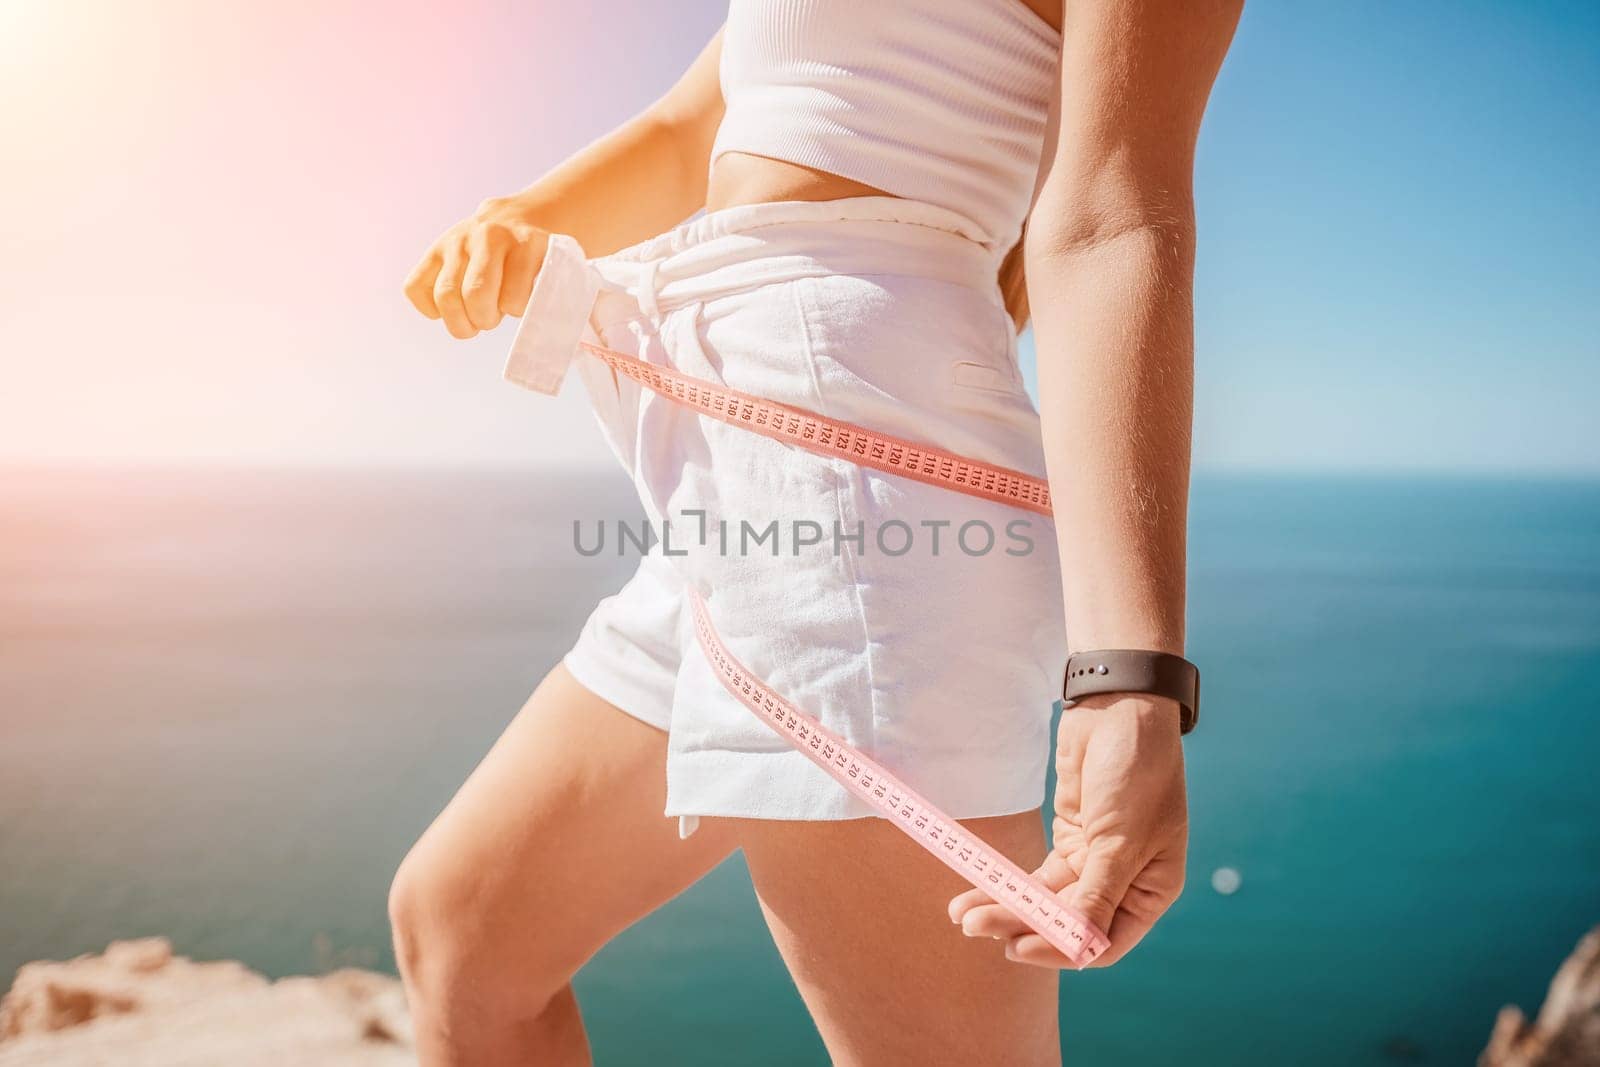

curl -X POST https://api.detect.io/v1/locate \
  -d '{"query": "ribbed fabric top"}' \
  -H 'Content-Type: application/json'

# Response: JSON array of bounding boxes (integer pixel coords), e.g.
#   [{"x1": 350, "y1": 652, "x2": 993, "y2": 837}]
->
[{"x1": 711, "y1": 0, "x2": 1060, "y2": 253}]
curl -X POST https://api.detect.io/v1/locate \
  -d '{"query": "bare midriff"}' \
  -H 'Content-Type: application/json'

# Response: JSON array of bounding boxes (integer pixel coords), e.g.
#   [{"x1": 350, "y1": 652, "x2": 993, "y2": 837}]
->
[
  {"x1": 703, "y1": 1, "x2": 1061, "y2": 214},
  {"x1": 705, "y1": 151, "x2": 895, "y2": 213}
]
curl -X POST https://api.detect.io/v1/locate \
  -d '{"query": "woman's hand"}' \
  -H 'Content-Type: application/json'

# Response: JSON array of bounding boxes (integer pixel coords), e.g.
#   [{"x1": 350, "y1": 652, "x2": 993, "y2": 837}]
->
[
  {"x1": 403, "y1": 196, "x2": 549, "y2": 340},
  {"x1": 949, "y1": 694, "x2": 1188, "y2": 967}
]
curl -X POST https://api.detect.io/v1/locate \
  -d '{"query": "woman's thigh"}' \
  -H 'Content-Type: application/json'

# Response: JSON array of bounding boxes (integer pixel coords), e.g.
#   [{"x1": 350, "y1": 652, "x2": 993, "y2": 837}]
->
[
  {"x1": 732, "y1": 811, "x2": 1061, "y2": 1067},
  {"x1": 392, "y1": 663, "x2": 738, "y2": 993}
]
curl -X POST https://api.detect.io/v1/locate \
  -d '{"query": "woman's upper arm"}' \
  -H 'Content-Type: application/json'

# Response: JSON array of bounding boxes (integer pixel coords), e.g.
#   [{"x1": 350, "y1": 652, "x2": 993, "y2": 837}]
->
[{"x1": 1032, "y1": 0, "x2": 1243, "y2": 251}]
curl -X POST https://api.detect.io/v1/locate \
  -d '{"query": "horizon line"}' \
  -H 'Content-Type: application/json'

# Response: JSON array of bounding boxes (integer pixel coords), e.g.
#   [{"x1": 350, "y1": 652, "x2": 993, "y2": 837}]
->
[{"x1": 1, "y1": 459, "x2": 1597, "y2": 483}]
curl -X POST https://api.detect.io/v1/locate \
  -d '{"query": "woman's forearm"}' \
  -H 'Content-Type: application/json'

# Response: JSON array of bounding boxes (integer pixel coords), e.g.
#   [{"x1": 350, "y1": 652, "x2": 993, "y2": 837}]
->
[
  {"x1": 1027, "y1": 214, "x2": 1195, "y2": 657},
  {"x1": 502, "y1": 29, "x2": 725, "y2": 257},
  {"x1": 403, "y1": 31, "x2": 724, "y2": 335},
  {"x1": 1021, "y1": 0, "x2": 1239, "y2": 661},
  {"x1": 508, "y1": 108, "x2": 714, "y2": 258}
]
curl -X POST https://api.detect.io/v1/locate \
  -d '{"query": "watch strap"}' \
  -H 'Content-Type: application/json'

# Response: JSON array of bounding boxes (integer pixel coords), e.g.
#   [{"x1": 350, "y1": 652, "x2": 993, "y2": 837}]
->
[{"x1": 1062, "y1": 650, "x2": 1200, "y2": 735}]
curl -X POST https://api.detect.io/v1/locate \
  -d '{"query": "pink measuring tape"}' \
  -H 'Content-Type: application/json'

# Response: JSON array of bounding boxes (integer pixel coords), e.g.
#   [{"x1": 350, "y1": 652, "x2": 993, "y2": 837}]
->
[
  {"x1": 689, "y1": 591, "x2": 1109, "y2": 968},
  {"x1": 581, "y1": 341, "x2": 1054, "y2": 517},
  {"x1": 580, "y1": 339, "x2": 1109, "y2": 969}
]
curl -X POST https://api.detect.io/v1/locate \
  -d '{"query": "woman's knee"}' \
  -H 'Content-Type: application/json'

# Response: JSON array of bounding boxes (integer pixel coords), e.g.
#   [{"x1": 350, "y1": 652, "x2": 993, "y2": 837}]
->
[
  {"x1": 386, "y1": 848, "x2": 439, "y2": 977},
  {"x1": 387, "y1": 840, "x2": 576, "y2": 1021}
]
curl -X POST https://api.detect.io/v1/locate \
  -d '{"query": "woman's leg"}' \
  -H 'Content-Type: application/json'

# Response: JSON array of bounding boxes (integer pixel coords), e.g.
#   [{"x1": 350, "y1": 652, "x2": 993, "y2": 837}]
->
[
  {"x1": 388, "y1": 663, "x2": 739, "y2": 1067},
  {"x1": 734, "y1": 811, "x2": 1062, "y2": 1067}
]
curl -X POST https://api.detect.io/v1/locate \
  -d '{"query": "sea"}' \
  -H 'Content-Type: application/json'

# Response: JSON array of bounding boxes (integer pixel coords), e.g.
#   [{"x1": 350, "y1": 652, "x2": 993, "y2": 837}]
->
[{"x1": 1, "y1": 466, "x2": 1597, "y2": 1065}]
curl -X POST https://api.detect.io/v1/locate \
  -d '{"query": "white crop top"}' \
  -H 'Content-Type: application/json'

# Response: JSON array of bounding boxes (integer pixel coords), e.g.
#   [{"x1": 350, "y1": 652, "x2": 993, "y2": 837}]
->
[{"x1": 711, "y1": 0, "x2": 1060, "y2": 253}]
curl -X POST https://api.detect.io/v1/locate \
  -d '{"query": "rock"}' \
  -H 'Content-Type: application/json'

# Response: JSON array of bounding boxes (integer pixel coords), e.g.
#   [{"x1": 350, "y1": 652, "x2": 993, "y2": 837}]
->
[
  {"x1": 0, "y1": 939, "x2": 413, "y2": 1066},
  {"x1": 0, "y1": 937, "x2": 264, "y2": 1040},
  {"x1": 100, "y1": 940, "x2": 171, "y2": 975},
  {"x1": 5, "y1": 927, "x2": 1595, "y2": 1065},
  {"x1": 1480, "y1": 926, "x2": 1600, "y2": 1067}
]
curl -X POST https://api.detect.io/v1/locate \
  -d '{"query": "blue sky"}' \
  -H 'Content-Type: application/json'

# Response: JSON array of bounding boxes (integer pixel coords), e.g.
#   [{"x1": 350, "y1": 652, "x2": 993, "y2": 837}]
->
[
  {"x1": 1174, "y1": 0, "x2": 1599, "y2": 472},
  {"x1": 2, "y1": 1, "x2": 1594, "y2": 473}
]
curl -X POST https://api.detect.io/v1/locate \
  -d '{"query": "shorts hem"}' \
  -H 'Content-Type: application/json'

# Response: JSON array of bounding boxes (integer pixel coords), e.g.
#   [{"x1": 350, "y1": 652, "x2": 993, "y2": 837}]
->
[
  {"x1": 663, "y1": 744, "x2": 1048, "y2": 830},
  {"x1": 561, "y1": 648, "x2": 673, "y2": 733}
]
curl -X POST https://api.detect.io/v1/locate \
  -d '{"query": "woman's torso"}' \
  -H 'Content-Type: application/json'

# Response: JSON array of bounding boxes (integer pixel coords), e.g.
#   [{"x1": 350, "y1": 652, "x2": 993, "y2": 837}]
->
[
  {"x1": 704, "y1": 0, "x2": 1062, "y2": 250},
  {"x1": 706, "y1": 155, "x2": 887, "y2": 215}
]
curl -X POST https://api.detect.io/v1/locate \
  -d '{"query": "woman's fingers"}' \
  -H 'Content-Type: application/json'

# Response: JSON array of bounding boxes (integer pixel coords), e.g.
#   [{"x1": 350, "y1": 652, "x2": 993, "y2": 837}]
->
[
  {"x1": 1002, "y1": 893, "x2": 1154, "y2": 969},
  {"x1": 1000, "y1": 900, "x2": 1155, "y2": 969},
  {"x1": 1092, "y1": 853, "x2": 1186, "y2": 966},
  {"x1": 499, "y1": 240, "x2": 539, "y2": 317},
  {"x1": 947, "y1": 886, "x2": 995, "y2": 924},
  {"x1": 433, "y1": 240, "x2": 477, "y2": 339},
  {"x1": 950, "y1": 843, "x2": 1164, "y2": 969},
  {"x1": 950, "y1": 851, "x2": 1085, "y2": 940},
  {"x1": 1081, "y1": 906, "x2": 1158, "y2": 968},
  {"x1": 1065, "y1": 842, "x2": 1140, "y2": 938},
  {"x1": 1003, "y1": 933, "x2": 1075, "y2": 969},
  {"x1": 958, "y1": 903, "x2": 1031, "y2": 939},
  {"x1": 1006, "y1": 934, "x2": 1069, "y2": 967},
  {"x1": 462, "y1": 227, "x2": 505, "y2": 331},
  {"x1": 404, "y1": 199, "x2": 548, "y2": 336},
  {"x1": 403, "y1": 252, "x2": 443, "y2": 319}
]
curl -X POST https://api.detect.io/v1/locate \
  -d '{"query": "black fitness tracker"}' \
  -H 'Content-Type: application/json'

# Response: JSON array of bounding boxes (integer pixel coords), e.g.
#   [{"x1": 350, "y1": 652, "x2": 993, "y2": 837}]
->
[{"x1": 1062, "y1": 650, "x2": 1201, "y2": 735}]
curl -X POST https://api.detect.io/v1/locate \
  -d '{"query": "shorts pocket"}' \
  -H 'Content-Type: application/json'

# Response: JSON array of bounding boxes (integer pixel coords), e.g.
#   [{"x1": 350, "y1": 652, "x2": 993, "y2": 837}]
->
[
  {"x1": 949, "y1": 359, "x2": 1018, "y2": 395},
  {"x1": 947, "y1": 297, "x2": 1027, "y2": 400}
]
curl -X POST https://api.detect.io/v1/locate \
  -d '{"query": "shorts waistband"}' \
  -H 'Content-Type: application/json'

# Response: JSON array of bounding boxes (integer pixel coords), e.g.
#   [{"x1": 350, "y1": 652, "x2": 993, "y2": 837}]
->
[
  {"x1": 608, "y1": 195, "x2": 997, "y2": 263},
  {"x1": 503, "y1": 196, "x2": 1005, "y2": 396},
  {"x1": 591, "y1": 195, "x2": 1004, "y2": 322}
]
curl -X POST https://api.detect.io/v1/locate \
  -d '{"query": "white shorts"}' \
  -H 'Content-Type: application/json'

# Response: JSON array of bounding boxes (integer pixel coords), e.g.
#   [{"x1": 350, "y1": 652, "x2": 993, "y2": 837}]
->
[{"x1": 520, "y1": 196, "x2": 1067, "y2": 835}]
